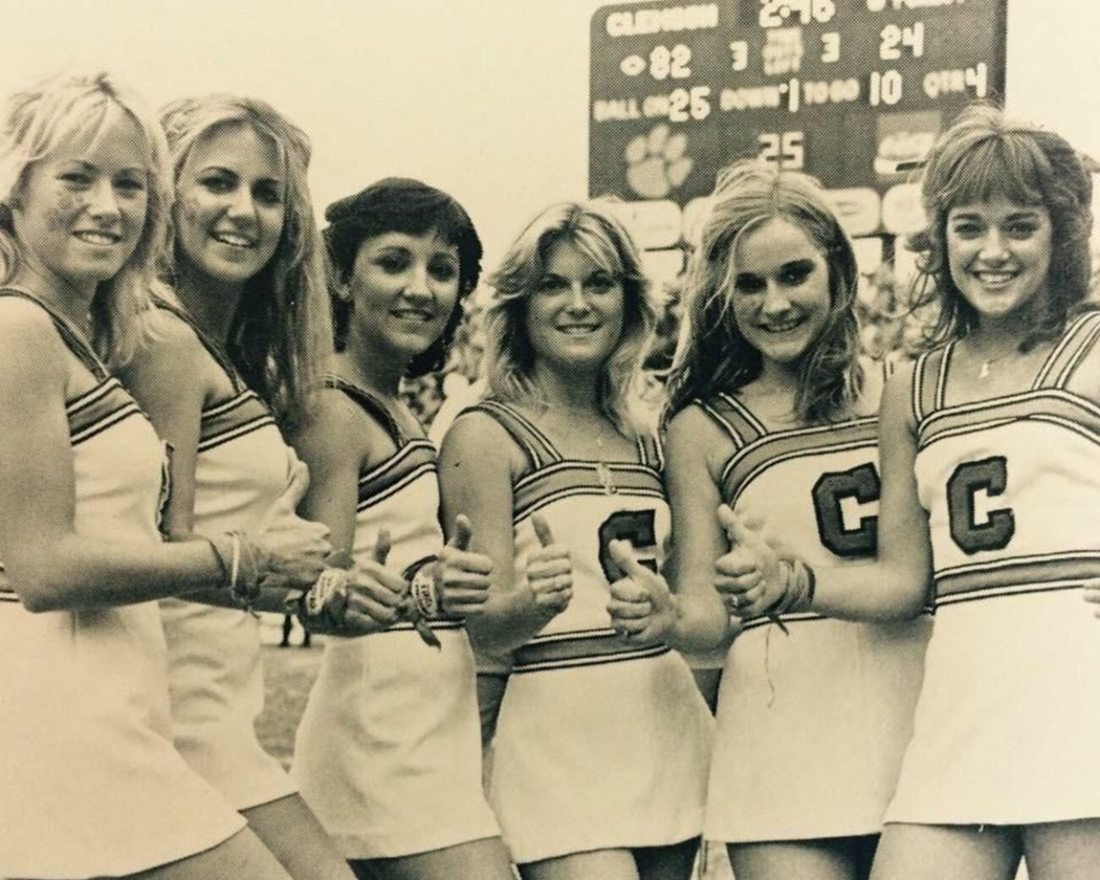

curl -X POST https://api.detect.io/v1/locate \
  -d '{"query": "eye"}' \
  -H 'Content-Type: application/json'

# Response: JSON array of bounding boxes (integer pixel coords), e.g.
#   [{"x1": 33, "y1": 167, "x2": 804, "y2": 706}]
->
[
  {"x1": 59, "y1": 171, "x2": 92, "y2": 188},
  {"x1": 950, "y1": 220, "x2": 983, "y2": 239},
  {"x1": 733, "y1": 273, "x2": 765, "y2": 295},
  {"x1": 584, "y1": 273, "x2": 618, "y2": 294},
  {"x1": 198, "y1": 173, "x2": 234, "y2": 194},
  {"x1": 779, "y1": 263, "x2": 813, "y2": 286},
  {"x1": 115, "y1": 175, "x2": 146, "y2": 194},
  {"x1": 1005, "y1": 220, "x2": 1041, "y2": 239},
  {"x1": 429, "y1": 259, "x2": 458, "y2": 282},
  {"x1": 535, "y1": 275, "x2": 568, "y2": 294},
  {"x1": 375, "y1": 251, "x2": 409, "y2": 273},
  {"x1": 253, "y1": 183, "x2": 283, "y2": 206}
]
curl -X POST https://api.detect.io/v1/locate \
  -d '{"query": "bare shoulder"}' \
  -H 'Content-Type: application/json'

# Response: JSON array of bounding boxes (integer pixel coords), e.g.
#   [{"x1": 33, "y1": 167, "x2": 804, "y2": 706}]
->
[
  {"x1": 0, "y1": 297, "x2": 67, "y2": 386},
  {"x1": 123, "y1": 308, "x2": 208, "y2": 382},
  {"x1": 293, "y1": 386, "x2": 377, "y2": 468},
  {"x1": 665, "y1": 402, "x2": 732, "y2": 481},
  {"x1": 439, "y1": 408, "x2": 526, "y2": 479}
]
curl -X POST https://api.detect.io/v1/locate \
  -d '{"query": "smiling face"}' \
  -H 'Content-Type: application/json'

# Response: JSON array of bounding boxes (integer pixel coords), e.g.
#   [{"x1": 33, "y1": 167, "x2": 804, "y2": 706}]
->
[
  {"x1": 172, "y1": 122, "x2": 285, "y2": 286},
  {"x1": 13, "y1": 114, "x2": 149, "y2": 296},
  {"x1": 343, "y1": 230, "x2": 461, "y2": 365},
  {"x1": 946, "y1": 197, "x2": 1053, "y2": 322},
  {"x1": 524, "y1": 238, "x2": 626, "y2": 376},
  {"x1": 729, "y1": 216, "x2": 831, "y2": 370}
]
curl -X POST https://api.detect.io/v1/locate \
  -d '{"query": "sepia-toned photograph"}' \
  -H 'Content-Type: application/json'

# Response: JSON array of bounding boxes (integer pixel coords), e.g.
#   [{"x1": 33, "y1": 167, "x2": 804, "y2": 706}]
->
[{"x1": 0, "y1": 1, "x2": 1098, "y2": 878}]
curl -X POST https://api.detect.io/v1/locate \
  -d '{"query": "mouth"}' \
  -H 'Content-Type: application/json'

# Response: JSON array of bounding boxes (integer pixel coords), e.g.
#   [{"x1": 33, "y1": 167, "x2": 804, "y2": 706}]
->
[
  {"x1": 971, "y1": 270, "x2": 1019, "y2": 289},
  {"x1": 211, "y1": 230, "x2": 257, "y2": 249},
  {"x1": 757, "y1": 316, "x2": 805, "y2": 335},
  {"x1": 391, "y1": 308, "x2": 435, "y2": 322},
  {"x1": 557, "y1": 323, "x2": 602, "y2": 336},
  {"x1": 72, "y1": 230, "x2": 121, "y2": 246}
]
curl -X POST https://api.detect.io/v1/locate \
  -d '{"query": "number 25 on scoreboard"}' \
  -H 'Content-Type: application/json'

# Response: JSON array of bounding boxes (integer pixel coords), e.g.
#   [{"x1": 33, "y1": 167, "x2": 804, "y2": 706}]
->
[{"x1": 758, "y1": 131, "x2": 805, "y2": 170}]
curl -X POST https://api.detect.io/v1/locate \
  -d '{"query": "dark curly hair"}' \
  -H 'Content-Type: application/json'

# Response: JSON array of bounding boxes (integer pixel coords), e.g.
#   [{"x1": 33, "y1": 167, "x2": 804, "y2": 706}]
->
[
  {"x1": 323, "y1": 177, "x2": 482, "y2": 378},
  {"x1": 909, "y1": 104, "x2": 1094, "y2": 347}
]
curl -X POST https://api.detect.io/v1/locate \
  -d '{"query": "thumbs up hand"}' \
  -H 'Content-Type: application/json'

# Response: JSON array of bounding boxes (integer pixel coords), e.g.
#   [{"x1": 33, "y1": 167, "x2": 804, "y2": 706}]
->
[
  {"x1": 304, "y1": 531, "x2": 408, "y2": 637},
  {"x1": 714, "y1": 504, "x2": 785, "y2": 621},
  {"x1": 525, "y1": 513, "x2": 572, "y2": 616},
  {"x1": 435, "y1": 514, "x2": 494, "y2": 619},
  {"x1": 606, "y1": 539, "x2": 679, "y2": 644}
]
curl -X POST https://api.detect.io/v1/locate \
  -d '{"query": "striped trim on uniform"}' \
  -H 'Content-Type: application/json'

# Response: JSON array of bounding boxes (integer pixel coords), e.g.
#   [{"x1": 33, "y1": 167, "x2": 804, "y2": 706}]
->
[
  {"x1": 68, "y1": 377, "x2": 145, "y2": 447},
  {"x1": 1032, "y1": 311, "x2": 1100, "y2": 390},
  {"x1": 721, "y1": 417, "x2": 878, "y2": 505},
  {"x1": 380, "y1": 619, "x2": 466, "y2": 634},
  {"x1": 0, "y1": 565, "x2": 18, "y2": 604},
  {"x1": 356, "y1": 439, "x2": 438, "y2": 511},
  {"x1": 512, "y1": 460, "x2": 665, "y2": 523},
  {"x1": 512, "y1": 627, "x2": 670, "y2": 673},
  {"x1": 197, "y1": 390, "x2": 277, "y2": 453},
  {"x1": 934, "y1": 550, "x2": 1100, "y2": 606},
  {"x1": 739, "y1": 610, "x2": 826, "y2": 632},
  {"x1": 917, "y1": 387, "x2": 1100, "y2": 451}
]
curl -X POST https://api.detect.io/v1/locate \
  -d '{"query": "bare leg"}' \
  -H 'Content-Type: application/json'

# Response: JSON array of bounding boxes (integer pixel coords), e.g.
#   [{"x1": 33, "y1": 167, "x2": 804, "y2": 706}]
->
[
  {"x1": 242, "y1": 794, "x2": 358, "y2": 880},
  {"x1": 635, "y1": 838, "x2": 700, "y2": 880},
  {"x1": 729, "y1": 836, "x2": 875, "y2": 880},
  {"x1": 126, "y1": 827, "x2": 293, "y2": 880},
  {"x1": 521, "y1": 848, "x2": 640, "y2": 880},
  {"x1": 1023, "y1": 817, "x2": 1100, "y2": 880},
  {"x1": 476, "y1": 672, "x2": 509, "y2": 748},
  {"x1": 870, "y1": 823, "x2": 1021, "y2": 880},
  {"x1": 355, "y1": 837, "x2": 515, "y2": 880}
]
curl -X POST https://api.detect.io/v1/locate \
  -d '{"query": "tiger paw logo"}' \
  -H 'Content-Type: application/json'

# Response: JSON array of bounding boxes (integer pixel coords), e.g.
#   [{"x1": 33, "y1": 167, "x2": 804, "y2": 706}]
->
[{"x1": 625, "y1": 124, "x2": 693, "y2": 199}]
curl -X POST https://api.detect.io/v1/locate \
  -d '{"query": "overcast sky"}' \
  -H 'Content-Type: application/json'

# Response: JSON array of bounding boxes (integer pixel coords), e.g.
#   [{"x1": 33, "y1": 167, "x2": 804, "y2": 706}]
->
[{"x1": 4, "y1": 0, "x2": 1097, "y2": 269}]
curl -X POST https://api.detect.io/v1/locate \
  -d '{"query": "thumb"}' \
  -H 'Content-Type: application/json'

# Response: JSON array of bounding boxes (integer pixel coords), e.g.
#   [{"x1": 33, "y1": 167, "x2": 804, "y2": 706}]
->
[
  {"x1": 718, "y1": 504, "x2": 759, "y2": 548},
  {"x1": 531, "y1": 513, "x2": 554, "y2": 549},
  {"x1": 609, "y1": 539, "x2": 650, "y2": 581},
  {"x1": 278, "y1": 460, "x2": 311, "y2": 512},
  {"x1": 448, "y1": 514, "x2": 473, "y2": 551},
  {"x1": 373, "y1": 529, "x2": 391, "y2": 566}
]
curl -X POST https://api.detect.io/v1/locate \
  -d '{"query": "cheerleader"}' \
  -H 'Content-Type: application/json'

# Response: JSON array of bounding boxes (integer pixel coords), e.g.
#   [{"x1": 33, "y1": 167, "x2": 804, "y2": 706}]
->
[
  {"x1": 291, "y1": 178, "x2": 513, "y2": 880},
  {"x1": 608, "y1": 161, "x2": 930, "y2": 880},
  {"x1": 717, "y1": 107, "x2": 1100, "y2": 880},
  {"x1": 119, "y1": 95, "x2": 358, "y2": 880},
  {"x1": 438, "y1": 201, "x2": 712, "y2": 880},
  {"x1": 0, "y1": 72, "x2": 328, "y2": 880}
]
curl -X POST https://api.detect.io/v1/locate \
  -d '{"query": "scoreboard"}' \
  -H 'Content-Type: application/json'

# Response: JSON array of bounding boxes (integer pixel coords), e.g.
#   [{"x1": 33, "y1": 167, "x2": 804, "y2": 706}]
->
[{"x1": 589, "y1": 0, "x2": 1007, "y2": 241}]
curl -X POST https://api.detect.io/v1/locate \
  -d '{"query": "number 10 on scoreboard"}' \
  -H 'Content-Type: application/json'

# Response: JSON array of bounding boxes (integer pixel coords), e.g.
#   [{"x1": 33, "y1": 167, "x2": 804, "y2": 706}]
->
[{"x1": 758, "y1": 131, "x2": 805, "y2": 170}]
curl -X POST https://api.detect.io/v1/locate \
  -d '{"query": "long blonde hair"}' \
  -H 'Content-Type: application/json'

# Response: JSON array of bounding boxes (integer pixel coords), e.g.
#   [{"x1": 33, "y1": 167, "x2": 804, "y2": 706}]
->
[
  {"x1": 0, "y1": 71, "x2": 172, "y2": 367},
  {"x1": 482, "y1": 201, "x2": 656, "y2": 434},
  {"x1": 158, "y1": 94, "x2": 331, "y2": 424},
  {"x1": 666, "y1": 161, "x2": 862, "y2": 423}
]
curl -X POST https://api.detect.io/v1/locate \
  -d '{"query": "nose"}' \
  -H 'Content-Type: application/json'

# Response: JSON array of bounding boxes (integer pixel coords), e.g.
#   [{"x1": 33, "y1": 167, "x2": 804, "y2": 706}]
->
[
  {"x1": 978, "y1": 229, "x2": 1009, "y2": 262},
  {"x1": 761, "y1": 280, "x2": 792, "y2": 315},
  {"x1": 226, "y1": 186, "x2": 257, "y2": 221},
  {"x1": 403, "y1": 262, "x2": 433, "y2": 302},
  {"x1": 86, "y1": 178, "x2": 120, "y2": 221},
  {"x1": 566, "y1": 280, "x2": 591, "y2": 313}
]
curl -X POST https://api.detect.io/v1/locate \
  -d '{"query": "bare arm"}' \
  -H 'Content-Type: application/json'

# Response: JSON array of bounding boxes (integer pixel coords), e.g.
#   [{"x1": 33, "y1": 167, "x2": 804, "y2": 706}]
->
[
  {"x1": 663, "y1": 406, "x2": 739, "y2": 650},
  {"x1": 0, "y1": 299, "x2": 230, "y2": 612},
  {"x1": 606, "y1": 406, "x2": 735, "y2": 653},
  {"x1": 290, "y1": 390, "x2": 406, "y2": 633},
  {"x1": 438, "y1": 412, "x2": 562, "y2": 653}
]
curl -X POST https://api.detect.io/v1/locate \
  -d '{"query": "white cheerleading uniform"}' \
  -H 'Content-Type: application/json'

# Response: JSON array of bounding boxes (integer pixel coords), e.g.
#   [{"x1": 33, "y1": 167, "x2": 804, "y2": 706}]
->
[
  {"x1": 465, "y1": 400, "x2": 713, "y2": 865},
  {"x1": 0, "y1": 290, "x2": 244, "y2": 879},
  {"x1": 154, "y1": 299, "x2": 299, "y2": 810},
  {"x1": 887, "y1": 312, "x2": 1100, "y2": 825},
  {"x1": 700, "y1": 368, "x2": 930, "y2": 844},
  {"x1": 294, "y1": 378, "x2": 499, "y2": 859}
]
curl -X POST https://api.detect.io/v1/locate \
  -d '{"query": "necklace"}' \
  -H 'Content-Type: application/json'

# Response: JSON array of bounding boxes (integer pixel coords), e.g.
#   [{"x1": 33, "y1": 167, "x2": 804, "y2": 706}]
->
[
  {"x1": 594, "y1": 435, "x2": 618, "y2": 496},
  {"x1": 974, "y1": 347, "x2": 1017, "y2": 380}
]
